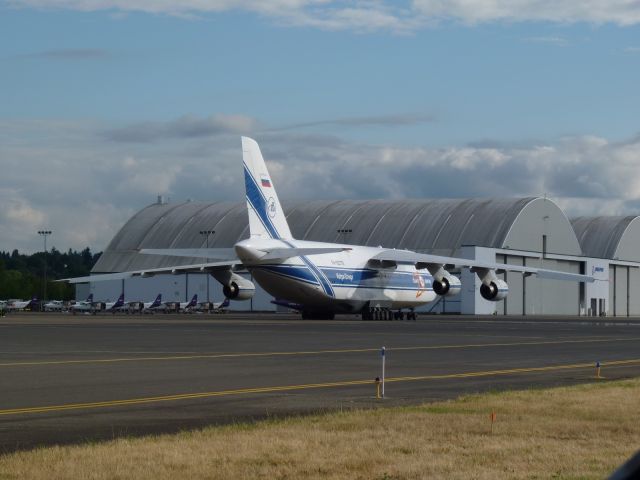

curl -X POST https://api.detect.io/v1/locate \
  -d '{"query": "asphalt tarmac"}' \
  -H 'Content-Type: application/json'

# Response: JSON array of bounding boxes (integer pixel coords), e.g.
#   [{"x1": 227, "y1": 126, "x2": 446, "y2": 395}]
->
[{"x1": 1, "y1": 312, "x2": 640, "y2": 453}]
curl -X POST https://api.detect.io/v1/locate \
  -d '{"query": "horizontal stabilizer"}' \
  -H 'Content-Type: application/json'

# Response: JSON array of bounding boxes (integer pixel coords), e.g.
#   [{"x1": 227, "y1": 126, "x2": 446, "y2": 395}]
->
[{"x1": 259, "y1": 247, "x2": 351, "y2": 260}]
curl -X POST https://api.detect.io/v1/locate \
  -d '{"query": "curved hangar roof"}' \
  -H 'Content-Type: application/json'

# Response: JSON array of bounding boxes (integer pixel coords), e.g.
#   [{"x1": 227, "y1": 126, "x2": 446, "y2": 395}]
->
[
  {"x1": 571, "y1": 216, "x2": 640, "y2": 262},
  {"x1": 93, "y1": 197, "x2": 581, "y2": 273}
]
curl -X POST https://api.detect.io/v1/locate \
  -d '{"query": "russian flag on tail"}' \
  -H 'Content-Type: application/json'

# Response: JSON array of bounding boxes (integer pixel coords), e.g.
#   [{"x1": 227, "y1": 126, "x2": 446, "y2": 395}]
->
[{"x1": 261, "y1": 176, "x2": 271, "y2": 187}]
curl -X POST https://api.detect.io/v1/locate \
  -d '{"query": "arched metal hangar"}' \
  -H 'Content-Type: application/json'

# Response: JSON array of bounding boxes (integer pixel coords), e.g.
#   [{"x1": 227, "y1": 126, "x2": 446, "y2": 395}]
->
[
  {"x1": 85, "y1": 197, "x2": 640, "y2": 316},
  {"x1": 572, "y1": 216, "x2": 640, "y2": 316}
]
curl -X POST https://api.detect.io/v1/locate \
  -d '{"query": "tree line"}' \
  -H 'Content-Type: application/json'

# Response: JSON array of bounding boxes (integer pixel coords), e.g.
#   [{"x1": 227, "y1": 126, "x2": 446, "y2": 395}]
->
[{"x1": 0, "y1": 248, "x2": 101, "y2": 301}]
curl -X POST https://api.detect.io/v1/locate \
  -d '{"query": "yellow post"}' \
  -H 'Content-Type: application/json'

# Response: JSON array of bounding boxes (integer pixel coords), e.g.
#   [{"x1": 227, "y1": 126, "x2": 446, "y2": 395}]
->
[
  {"x1": 375, "y1": 377, "x2": 381, "y2": 399},
  {"x1": 596, "y1": 361, "x2": 602, "y2": 379}
]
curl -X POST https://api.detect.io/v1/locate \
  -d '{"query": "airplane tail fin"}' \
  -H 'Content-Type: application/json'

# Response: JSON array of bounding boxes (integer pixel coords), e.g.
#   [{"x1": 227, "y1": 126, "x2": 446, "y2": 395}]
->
[
  {"x1": 152, "y1": 294, "x2": 162, "y2": 307},
  {"x1": 86, "y1": 293, "x2": 93, "y2": 303},
  {"x1": 189, "y1": 294, "x2": 197, "y2": 307},
  {"x1": 242, "y1": 137, "x2": 293, "y2": 240},
  {"x1": 115, "y1": 293, "x2": 124, "y2": 307},
  {"x1": 221, "y1": 298, "x2": 230, "y2": 308}
]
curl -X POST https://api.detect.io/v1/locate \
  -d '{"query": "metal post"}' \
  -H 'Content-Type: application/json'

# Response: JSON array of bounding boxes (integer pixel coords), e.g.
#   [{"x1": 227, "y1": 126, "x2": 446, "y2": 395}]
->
[
  {"x1": 38, "y1": 230, "x2": 52, "y2": 311},
  {"x1": 381, "y1": 346, "x2": 386, "y2": 398},
  {"x1": 200, "y1": 230, "x2": 215, "y2": 306},
  {"x1": 337, "y1": 228, "x2": 352, "y2": 244}
]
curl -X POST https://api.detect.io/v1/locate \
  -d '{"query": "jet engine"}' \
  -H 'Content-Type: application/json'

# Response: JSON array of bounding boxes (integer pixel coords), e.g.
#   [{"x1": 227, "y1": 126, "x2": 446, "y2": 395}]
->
[
  {"x1": 480, "y1": 279, "x2": 509, "y2": 301},
  {"x1": 222, "y1": 280, "x2": 255, "y2": 300},
  {"x1": 212, "y1": 269, "x2": 255, "y2": 301},
  {"x1": 432, "y1": 273, "x2": 462, "y2": 297}
]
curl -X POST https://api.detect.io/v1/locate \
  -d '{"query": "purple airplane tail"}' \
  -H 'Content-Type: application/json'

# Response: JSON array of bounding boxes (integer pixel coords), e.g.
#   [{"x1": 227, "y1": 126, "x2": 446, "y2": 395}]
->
[
  {"x1": 151, "y1": 294, "x2": 162, "y2": 308},
  {"x1": 188, "y1": 294, "x2": 198, "y2": 307}
]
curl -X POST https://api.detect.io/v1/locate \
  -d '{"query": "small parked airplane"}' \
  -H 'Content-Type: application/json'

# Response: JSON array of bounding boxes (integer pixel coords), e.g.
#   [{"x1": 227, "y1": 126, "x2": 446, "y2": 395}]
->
[
  {"x1": 93, "y1": 293, "x2": 125, "y2": 313},
  {"x1": 43, "y1": 300, "x2": 65, "y2": 312},
  {"x1": 70, "y1": 294, "x2": 94, "y2": 313},
  {"x1": 128, "y1": 293, "x2": 163, "y2": 313},
  {"x1": 7, "y1": 297, "x2": 38, "y2": 311},
  {"x1": 63, "y1": 137, "x2": 594, "y2": 320},
  {"x1": 177, "y1": 294, "x2": 198, "y2": 312},
  {"x1": 211, "y1": 297, "x2": 230, "y2": 313}
]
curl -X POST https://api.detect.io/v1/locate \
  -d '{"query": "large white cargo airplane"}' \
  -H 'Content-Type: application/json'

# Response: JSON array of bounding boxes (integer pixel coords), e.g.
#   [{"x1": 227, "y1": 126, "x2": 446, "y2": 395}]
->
[{"x1": 64, "y1": 137, "x2": 594, "y2": 320}]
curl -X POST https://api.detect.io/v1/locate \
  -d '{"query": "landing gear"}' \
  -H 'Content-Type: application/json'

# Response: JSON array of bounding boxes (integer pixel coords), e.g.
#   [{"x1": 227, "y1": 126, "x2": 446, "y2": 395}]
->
[
  {"x1": 361, "y1": 308, "x2": 373, "y2": 321},
  {"x1": 361, "y1": 307, "x2": 399, "y2": 321}
]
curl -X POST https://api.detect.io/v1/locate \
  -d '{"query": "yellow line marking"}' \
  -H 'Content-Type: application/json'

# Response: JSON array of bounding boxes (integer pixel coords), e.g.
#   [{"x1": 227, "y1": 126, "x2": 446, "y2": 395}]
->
[
  {"x1": 1, "y1": 358, "x2": 640, "y2": 416},
  {"x1": 1, "y1": 337, "x2": 639, "y2": 368}
]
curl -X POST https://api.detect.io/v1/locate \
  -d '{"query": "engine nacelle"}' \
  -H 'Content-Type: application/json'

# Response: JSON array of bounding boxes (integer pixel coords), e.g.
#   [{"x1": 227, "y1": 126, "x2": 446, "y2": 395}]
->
[
  {"x1": 211, "y1": 269, "x2": 255, "y2": 301},
  {"x1": 480, "y1": 279, "x2": 509, "y2": 301},
  {"x1": 432, "y1": 273, "x2": 462, "y2": 297},
  {"x1": 222, "y1": 280, "x2": 255, "y2": 301}
]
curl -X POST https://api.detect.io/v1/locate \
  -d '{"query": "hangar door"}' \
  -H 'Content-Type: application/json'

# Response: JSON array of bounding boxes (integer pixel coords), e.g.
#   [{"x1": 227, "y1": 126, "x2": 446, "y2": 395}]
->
[
  {"x1": 495, "y1": 256, "x2": 580, "y2": 315},
  {"x1": 611, "y1": 265, "x2": 628, "y2": 316},
  {"x1": 611, "y1": 265, "x2": 640, "y2": 316}
]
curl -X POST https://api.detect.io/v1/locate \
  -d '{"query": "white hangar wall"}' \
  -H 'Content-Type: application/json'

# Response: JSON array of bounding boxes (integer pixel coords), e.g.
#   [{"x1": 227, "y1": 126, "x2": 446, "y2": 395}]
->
[
  {"x1": 85, "y1": 198, "x2": 640, "y2": 316},
  {"x1": 572, "y1": 216, "x2": 640, "y2": 317}
]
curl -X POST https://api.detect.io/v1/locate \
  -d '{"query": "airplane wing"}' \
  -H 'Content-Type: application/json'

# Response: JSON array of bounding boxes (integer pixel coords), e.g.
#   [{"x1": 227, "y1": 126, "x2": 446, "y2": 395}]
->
[
  {"x1": 258, "y1": 247, "x2": 351, "y2": 260},
  {"x1": 141, "y1": 247, "x2": 350, "y2": 261},
  {"x1": 369, "y1": 249, "x2": 595, "y2": 283},
  {"x1": 59, "y1": 260, "x2": 239, "y2": 284},
  {"x1": 139, "y1": 248, "x2": 237, "y2": 260}
]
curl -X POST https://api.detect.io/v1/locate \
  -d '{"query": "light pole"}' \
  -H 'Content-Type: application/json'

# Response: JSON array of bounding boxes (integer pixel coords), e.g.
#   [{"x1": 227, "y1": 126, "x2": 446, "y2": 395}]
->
[
  {"x1": 199, "y1": 230, "x2": 215, "y2": 305},
  {"x1": 337, "y1": 228, "x2": 352, "y2": 244},
  {"x1": 38, "y1": 230, "x2": 52, "y2": 311}
]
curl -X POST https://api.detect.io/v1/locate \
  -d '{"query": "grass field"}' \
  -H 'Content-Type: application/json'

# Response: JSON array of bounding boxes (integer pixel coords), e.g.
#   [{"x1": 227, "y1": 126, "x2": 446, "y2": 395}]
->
[{"x1": 1, "y1": 379, "x2": 639, "y2": 479}]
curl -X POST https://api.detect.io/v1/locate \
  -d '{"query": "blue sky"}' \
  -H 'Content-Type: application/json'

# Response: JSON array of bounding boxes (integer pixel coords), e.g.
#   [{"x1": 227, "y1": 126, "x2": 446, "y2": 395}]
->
[{"x1": 1, "y1": 1, "x2": 640, "y2": 252}]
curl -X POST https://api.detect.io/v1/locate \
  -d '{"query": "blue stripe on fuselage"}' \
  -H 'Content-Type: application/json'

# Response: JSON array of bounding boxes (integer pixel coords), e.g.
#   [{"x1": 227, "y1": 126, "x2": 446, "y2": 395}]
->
[
  {"x1": 258, "y1": 265, "x2": 320, "y2": 286},
  {"x1": 280, "y1": 240, "x2": 335, "y2": 297},
  {"x1": 244, "y1": 165, "x2": 280, "y2": 239},
  {"x1": 243, "y1": 165, "x2": 333, "y2": 298},
  {"x1": 254, "y1": 264, "x2": 433, "y2": 293}
]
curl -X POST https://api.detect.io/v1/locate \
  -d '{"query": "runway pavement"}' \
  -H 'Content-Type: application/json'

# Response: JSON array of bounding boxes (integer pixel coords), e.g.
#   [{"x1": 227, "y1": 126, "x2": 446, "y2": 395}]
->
[{"x1": 1, "y1": 312, "x2": 640, "y2": 452}]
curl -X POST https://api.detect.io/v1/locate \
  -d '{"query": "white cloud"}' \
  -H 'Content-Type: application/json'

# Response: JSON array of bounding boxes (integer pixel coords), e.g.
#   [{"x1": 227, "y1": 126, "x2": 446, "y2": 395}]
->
[
  {"x1": 522, "y1": 36, "x2": 569, "y2": 46},
  {"x1": 118, "y1": 157, "x2": 182, "y2": 194},
  {"x1": 7, "y1": 0, "x2": 640, "y2": 31},
  {"x1": 412, "y1": 0, "x2": 640, "y2": 26},
  {"x1": 2, "y1": 115, "x2": 640, "y2": 253},
  {"x1": 0, "y1": 189, "x2": 45, "y2": 226}
]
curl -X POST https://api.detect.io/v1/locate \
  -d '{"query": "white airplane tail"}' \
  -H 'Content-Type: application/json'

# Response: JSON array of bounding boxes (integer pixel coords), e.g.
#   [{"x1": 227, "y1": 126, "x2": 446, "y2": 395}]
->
[{"x1": 242, "y1": 136, "x2": 293, "y2": 240}]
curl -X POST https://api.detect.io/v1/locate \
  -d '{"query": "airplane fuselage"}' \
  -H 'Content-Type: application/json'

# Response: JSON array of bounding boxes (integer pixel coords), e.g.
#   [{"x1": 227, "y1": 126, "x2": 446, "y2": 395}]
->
[
  {"x1": 70, "y1": 302, "x2": 92, "y2": 312},
  {"x1": 236, "y1": 238, "x2": 436, "y2": 313}
]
